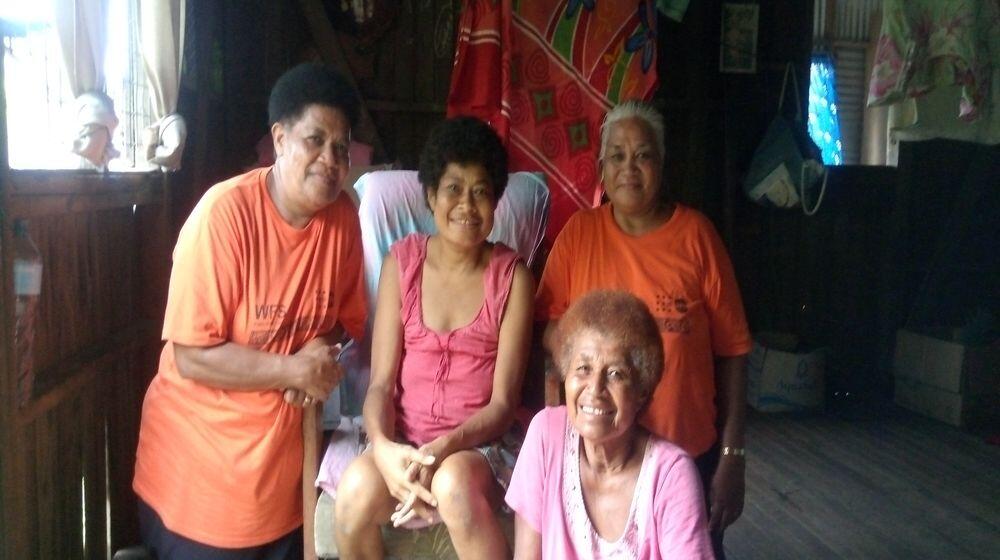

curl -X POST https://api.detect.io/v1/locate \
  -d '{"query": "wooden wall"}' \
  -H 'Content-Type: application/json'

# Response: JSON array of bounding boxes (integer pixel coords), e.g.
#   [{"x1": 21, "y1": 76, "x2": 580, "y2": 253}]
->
[
  {"x1": 652, "y1": 2, "x2": 919, "y2": 403},
  {"x1": 166, "y1": 0, "x2": 460, "y2": 226},
  {"x1": 0, "y1": 45, "x2": 11, "y2": 558},
  {"x1": 288, "y1": 0, "x2": 459, "y2": 168},
  {"x1": 0, "y1": 119, "x2": 171, "y2": 560},
  {"x1": 0, "y1": 2, "x2": 463, "y2": 557},
  {"x1": 652, "y1": 1, "x2": 817, "y2": 326},
  {"x1": 0, "y1": 11, "x2": 174, "y2": 557}
]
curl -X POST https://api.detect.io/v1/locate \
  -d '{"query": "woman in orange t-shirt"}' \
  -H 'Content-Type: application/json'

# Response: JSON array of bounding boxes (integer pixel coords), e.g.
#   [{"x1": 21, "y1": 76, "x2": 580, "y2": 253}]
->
[
  {"x1": 133, "y1": 63, "x2": 368, "y2": 558},
  {"x1": 535, "y1": 100, "x2": 752, "y2": 560}
]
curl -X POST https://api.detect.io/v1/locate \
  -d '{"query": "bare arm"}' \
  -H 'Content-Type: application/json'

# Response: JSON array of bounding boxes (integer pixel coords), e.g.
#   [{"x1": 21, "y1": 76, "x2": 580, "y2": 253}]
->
[
  {"x1": 363, "y1": 254, "x2": 404, "y2": 444},
  {"x1": 513, "y1": 514, "x2": 542, "y2": 560},
  {"x1": 710, "y1": 353, "x2": 748, "y2": 530},
  {"x1": 541, "y1": 319, "x2": 558, "y2": 355},
  {"x1": 536, "y1": 320, "x2": 564, "y2": 406},
  {"x1": 363, "y1": 255, "x2": 437, "y2": 507},
  {"x1": 715, "y1": 354, "x2": 747, "y2": 449},
  {"x1": 173, "y1": 328, "x2": 346, "y2": 400},
  {"x1": 420, "y1": 263, "x2": 534, "y2": 460}
]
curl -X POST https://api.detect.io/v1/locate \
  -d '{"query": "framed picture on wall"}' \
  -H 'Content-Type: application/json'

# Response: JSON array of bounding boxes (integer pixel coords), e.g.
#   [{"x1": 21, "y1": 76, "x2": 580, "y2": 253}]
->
[{"x1": 720, "y1": 3, "x2": 759, "y2": 73}]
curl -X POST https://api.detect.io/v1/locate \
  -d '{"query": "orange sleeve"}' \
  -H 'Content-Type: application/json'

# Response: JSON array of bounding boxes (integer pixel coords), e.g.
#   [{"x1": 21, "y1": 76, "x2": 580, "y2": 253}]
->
[
  {"x1": 161, "y1": 196, "x2": 243, "y2": 347},
  {"x1": 335, "y1": 208, "x2": 368, "y2": 342},
  {"x1": 534, "y1": 220, "x2": 575, "y2": 322},
  {"x1": 699, "y1": 221, "x2": 752, "y2": 357}
]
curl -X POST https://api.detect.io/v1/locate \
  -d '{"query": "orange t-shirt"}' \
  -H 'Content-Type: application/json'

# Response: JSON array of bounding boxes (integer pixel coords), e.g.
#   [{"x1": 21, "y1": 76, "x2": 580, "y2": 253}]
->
[
  {"x1": 133, "y1": 168, "x2": 367, "y2": 547},
  {"x1": 536, "y1": 204, "x2": 750, "y2": 456}
]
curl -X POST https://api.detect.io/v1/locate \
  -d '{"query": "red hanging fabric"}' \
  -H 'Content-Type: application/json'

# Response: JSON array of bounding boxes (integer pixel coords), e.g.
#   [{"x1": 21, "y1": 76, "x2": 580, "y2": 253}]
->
[{"x1": 448, "y1": 0, "x2": 659, "y2": 242}]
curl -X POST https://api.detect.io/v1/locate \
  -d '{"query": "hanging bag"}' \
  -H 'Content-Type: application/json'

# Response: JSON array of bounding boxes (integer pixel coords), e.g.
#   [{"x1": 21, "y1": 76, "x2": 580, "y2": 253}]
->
[{"x1": 744, "y1": 63, "x2": 828, "y2": 215}]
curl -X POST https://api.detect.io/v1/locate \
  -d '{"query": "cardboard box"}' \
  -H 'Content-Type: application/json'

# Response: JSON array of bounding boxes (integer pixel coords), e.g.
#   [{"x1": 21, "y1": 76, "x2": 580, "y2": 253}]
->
[
  {"x1": 893, "y1": 376, "x2": 976, "y2": 427},
  {"x1": 747, "y1": 338, "x2": 826, "y2": 412},
  {"x1": 892, "y1": 329, "x2": 1000, "y2": 426},
  {"x1": 892, "y1": 329, "x2": 999, "y2": 395}
]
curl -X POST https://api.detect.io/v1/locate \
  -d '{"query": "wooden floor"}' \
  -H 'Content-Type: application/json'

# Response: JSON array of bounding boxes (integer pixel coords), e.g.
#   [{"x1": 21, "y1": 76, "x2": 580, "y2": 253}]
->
[{"x1": 726, "y1": 407, "x2": 1000, "y2": 560}]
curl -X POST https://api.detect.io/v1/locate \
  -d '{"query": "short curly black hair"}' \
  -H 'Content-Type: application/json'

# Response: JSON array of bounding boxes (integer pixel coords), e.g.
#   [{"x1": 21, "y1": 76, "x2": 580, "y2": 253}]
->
[
  {"x1": 417, "y1": 116, "x2": 509, "y2": 201},
  {"x1": 268, "y1": 63, "x2": 359, "y2": 127}
]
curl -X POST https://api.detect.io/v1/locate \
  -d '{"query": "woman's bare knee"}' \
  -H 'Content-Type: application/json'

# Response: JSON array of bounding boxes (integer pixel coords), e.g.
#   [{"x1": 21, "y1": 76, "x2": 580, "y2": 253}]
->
[
  {"x1": 335, "y1": 455, "x2": 394, "y2": 532},
  {"x1": 431, "y1": 452, "x2": 496, "y2": 528}
]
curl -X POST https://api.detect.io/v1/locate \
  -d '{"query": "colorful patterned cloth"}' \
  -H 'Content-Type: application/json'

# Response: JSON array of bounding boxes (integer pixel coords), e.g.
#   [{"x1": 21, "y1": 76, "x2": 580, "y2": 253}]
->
[
  {"x1": 868, "y1": 0, "x2": 999, "y2": 121},
  {"x1": 448, "y1": 0, "x2": 661, "y2": 241}
]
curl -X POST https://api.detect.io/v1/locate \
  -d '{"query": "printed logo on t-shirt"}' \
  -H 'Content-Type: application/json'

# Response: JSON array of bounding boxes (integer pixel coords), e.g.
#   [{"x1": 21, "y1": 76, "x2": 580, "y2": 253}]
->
[
  {"x1": 653, "y1": 289, "x2": 692, "y2": 334},
  {"x1": 314, "y1": 288, "x2": 337, "y2": 307},
  {"x1": 246, "y1": 289, "x2": 335, "y2": 347}
]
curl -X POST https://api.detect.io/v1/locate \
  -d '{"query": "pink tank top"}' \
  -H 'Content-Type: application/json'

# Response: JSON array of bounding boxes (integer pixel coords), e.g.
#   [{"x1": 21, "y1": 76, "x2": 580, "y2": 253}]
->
[{"x1": 392, "y1": 233, "x2": 519, "y2": 445}]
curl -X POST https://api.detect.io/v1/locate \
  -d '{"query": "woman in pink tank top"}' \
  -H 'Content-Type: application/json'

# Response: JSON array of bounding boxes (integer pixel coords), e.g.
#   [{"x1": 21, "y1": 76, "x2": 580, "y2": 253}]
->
[{"x1": 335, "y1": 117, "x2": 534, "y2": 559}]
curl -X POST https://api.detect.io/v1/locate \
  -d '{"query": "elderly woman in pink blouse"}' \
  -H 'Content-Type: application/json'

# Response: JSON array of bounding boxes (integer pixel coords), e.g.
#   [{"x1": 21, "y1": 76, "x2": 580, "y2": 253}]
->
[
  {"x1": 507, "y1": 290, "x2": 713, "y2": 559},
  {"x1": 333, "y1": 116, "x2": 533, "y2": 559}
]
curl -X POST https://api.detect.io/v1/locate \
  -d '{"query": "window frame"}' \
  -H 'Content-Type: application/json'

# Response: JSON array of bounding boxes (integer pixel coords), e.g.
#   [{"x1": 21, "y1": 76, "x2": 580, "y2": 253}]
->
[{"x1": 1, "y1": 0, "x2": 156, "y2": 173}]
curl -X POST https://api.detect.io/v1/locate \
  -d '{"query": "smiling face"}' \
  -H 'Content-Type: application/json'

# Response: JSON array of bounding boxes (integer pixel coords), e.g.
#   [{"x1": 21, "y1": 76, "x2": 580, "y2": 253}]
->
[
  {"x1": 271, "y1": 103, "x2": 351, "y2": 223},
  {"x1": 564, "y1": 329, "x2": 646, "y2": 446},
  {"x1": 426, "y1": 162, "x2": 497, "y2": 248},
  {"x1": 601, "y1": 116, "x2": 663, "y2": 218}
]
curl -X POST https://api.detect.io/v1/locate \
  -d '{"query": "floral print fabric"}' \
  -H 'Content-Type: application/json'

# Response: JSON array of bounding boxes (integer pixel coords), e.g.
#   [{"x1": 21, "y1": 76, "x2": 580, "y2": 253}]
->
[{"x1": 868, "y1": 0, "x2": 999, "y2": 121}]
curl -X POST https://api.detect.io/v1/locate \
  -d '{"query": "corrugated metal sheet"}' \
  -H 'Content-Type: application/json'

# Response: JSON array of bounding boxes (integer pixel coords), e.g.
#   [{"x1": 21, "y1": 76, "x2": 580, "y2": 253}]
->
[
  {"x1": 813, "y1": 0, "x2": 881, "y2": 164},
  {"x1": 814, "y1": 0, "x2": 827, "y2": 39},
  {"x1": 814, "y1": 0, "x2": 882, "y2": 41},
  {"x1": 833, "y1": 45, "x2": 867, "y2": 164}
]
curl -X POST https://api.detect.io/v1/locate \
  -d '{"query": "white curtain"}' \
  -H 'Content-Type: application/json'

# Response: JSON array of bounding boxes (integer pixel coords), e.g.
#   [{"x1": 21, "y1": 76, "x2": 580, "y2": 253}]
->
[
  {"x1": 138, "y1": 0, "x2": 187, "y2": 171},
  {"x1": 53, "y1": 0, "x2": 119, "y2": 170},
  {"x1": 53, "y1": 0, "x2": 106, "y2": 96}
]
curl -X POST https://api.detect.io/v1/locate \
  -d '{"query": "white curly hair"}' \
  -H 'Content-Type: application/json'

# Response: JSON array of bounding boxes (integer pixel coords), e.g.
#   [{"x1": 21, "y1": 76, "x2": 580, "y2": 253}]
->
[{"x1": 599, "y1": 100, "x2": 666, "y2": 162}]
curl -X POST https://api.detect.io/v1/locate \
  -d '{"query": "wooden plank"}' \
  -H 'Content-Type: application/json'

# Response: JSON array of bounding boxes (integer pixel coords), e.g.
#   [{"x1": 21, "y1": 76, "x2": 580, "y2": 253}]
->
[
  {"x1": 748, "y1": 419, "x2": 922, "y2": 558},
  {"x1": 82, "y1": 382, "x2": 108, "y2": 560},
  {"x1": 392, "y1": 1, "x2": 415, "y2": 104},
  {"x1": 7, "y1": 170, "x2": 158, "y2": 196},
  {"x1": 400, "y1": 118, "x2": 420, "y2": 171},
  {"x1": 4, "y1": 426, "x2": 34, "y2": 560},
  {"x1": 302, "y1": 403, "x2": 323, "y2": 560},
  {"x1": 432, "y1": 0, "x2": 458, "y2": 102},
  {"x1": 33, "y1": 414, "x2": 55, "y2": 559},
  {"x1": 16, "y1": 321, "x2": 158, "y2": 426},
  {"x1": 185, "y1": 0, "x2": 219, "y2": 219},
  {"x1": 100, "y1": 174, "x2": 168, "y2": 551},
  {"x1": 728, "y1": 411, "x2": 1000, "y2": 560},
  {"x1": 134, "y1": 186, "x2": 172, "y2": 323},
  {"x1": 414, "y1": 0, "x2": 436, "y2": 102},
  {"x1": 54, "y1": 403, "x2": 70, "y2": 558},
  {"x1": 0, "y1": 43, "x2": 10, "y2": 560},
  {"x1": 373, "y1": 10, "x2": 397, "y2": 113},
  {"x1": 0, "y1": 47, "x2": 36, "y2": 558},
  {"x1": 7, "y1": 186, "x2": 163, "y2": 219},
  {"x1": 367, "y1": 100, "x2": 447, "y2": 113},
  {"x1": 733, "y1": 468, "x2": 839, "y2": 558},
  {"x1": 18, "y1": 208, "x2": 142, "y2": 399},
  {"x1": 108, "y1": 343, "x2": 155, "y2": 552},
  {"x1": 58, "y1": 392, "x2": 85, "y2": 559}
]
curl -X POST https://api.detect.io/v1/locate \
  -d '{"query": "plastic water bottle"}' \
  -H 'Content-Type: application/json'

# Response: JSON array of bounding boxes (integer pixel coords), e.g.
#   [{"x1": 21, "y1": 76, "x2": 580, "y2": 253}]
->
[{"x1": 13, "y1": 219, "x2": 42, "y2": 407}]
